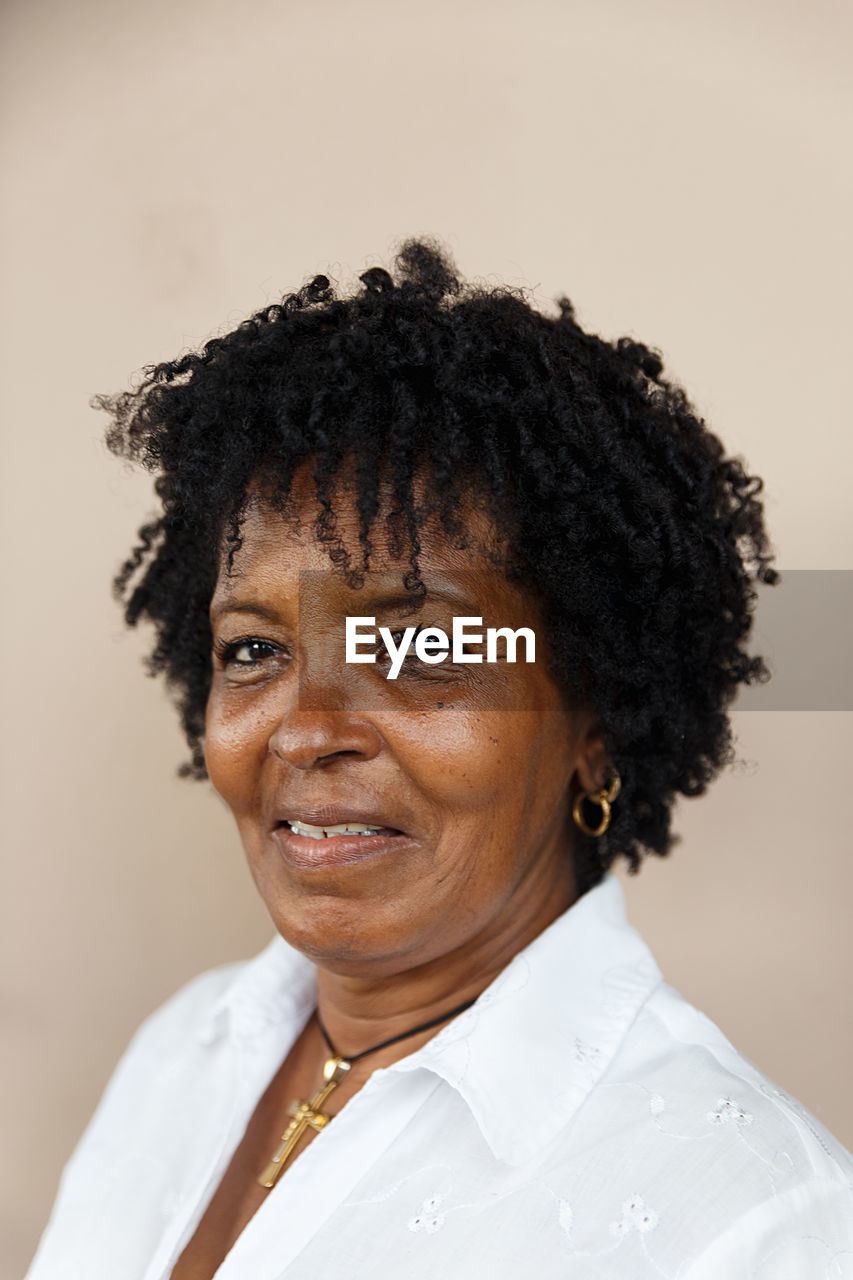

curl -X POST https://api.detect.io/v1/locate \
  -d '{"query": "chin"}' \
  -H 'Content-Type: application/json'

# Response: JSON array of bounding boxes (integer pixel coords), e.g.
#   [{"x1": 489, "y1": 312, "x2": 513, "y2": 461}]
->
[{"x1": 263, "y1": 892, "x2": 430, "y2": 978}]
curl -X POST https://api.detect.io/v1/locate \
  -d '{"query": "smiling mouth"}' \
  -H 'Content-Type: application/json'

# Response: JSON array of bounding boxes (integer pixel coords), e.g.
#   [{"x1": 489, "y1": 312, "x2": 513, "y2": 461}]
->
[
  {"x1": 273, "y1": 816, "x2": 409, "y2": 871},
  {"x1": 285, "y1": 819, "x2": 393, "y2": 840}
]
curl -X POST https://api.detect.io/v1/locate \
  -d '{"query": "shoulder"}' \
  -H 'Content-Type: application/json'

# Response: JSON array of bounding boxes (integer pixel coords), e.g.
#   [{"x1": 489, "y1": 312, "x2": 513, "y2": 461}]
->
[
  {"x1": 97, "y1": 931, "x2": 304, "y2": 1071},
  {"x1": 24, "y1": 956, "x2": 258, "y2": 1279},
  {"x1": 97, "y1": 958, "x2": 248, "y2": 1079},
  {"x1": 562, "y1": 981, "x2": 853, "y2": 1276},
  {"x1": 59, "y1": 958, "x2": 251, "y2": 1160},
  {"x1": 638, "y1": 983, "x2": 852, "y2": 1172}
]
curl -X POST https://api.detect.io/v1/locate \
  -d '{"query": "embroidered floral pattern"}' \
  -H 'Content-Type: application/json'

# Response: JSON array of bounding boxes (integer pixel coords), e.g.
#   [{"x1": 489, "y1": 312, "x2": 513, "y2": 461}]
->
[
  {"x1": 609, "y1": 1194, "x2": 659, "y2": 1238},
  {"x1": 572, "y1": 1037, "x2": 601, "y2": 1067},
  {"x1": 407, "y1": 1193, "x2": 446, "y2": 1234},
  {"x1": 708, "y1": 1097, "x2": 753, "y2": 1127}
]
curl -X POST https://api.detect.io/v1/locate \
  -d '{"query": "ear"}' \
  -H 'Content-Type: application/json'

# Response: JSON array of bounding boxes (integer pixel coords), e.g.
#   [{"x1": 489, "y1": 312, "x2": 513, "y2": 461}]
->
[{"x1": 573, "y1": 716, "x2": 610, "y2": 795}]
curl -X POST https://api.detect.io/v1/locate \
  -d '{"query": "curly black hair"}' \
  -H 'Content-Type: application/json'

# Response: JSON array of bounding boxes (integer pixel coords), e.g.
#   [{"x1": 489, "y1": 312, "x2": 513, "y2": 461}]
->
[{"x1": 98, "y1": 237, "x2": 777, "y2": 892}]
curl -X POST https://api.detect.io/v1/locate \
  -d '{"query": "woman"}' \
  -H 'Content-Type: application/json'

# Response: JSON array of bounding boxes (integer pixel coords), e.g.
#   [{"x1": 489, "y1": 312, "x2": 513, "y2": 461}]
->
[{"x1": 27, "y1": 241, "x2": 852, "y2": 1278}]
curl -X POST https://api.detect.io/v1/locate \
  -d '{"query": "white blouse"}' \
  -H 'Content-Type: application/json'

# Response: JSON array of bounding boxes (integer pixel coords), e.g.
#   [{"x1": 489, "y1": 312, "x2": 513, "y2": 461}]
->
[{"x1": 27, "y1": 876, "x2": 853, "y2": 1279}]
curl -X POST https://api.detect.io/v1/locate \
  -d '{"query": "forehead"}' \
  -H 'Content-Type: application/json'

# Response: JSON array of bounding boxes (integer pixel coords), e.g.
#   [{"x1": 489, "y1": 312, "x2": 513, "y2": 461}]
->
[{"x1": 209, "y1": 477, "x2": 523, "y2": 618}]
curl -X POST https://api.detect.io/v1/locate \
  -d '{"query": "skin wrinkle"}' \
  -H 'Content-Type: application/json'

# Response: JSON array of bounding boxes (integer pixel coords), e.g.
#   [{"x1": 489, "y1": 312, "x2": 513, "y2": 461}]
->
[
  {"x1": 97, "y1": 242, "x2": 781, "y2": 1280},
  {"x1": 102, "y1": 241, "x2": 777, "y2": 887},
  {"x1": 205, "y1": 469, "x2": 609, "y2": 1045}
]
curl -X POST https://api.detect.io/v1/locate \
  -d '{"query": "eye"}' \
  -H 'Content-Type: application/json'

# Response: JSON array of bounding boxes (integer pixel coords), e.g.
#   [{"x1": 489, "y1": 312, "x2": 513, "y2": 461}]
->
[
  {"x1": 393, "y1": 624, "x2": 423, "y2": 652},
  {"x1": 214, "y1": 637, "x2": 286, "y2": 668},
  {"x1": 376, "y1": 624, "x2": 425, "y2": 663},
  {"x1": 377, "y1": 624, "x2": 467, "y2": 685}
]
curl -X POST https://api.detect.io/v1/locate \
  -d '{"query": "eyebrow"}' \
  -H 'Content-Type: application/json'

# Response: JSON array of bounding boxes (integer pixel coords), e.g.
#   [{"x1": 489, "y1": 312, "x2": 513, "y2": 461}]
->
[
  {"x1": 368, "y1": 593, "x2": 427, "y2": 618},
  {"x1": 209, "y1": 600, "x2": 282, "y2": 624},
  {"x1": 209, "y1": 588, "x2": 475, "y2": 625},
  {"x1": 350, "y1": 588, "x2": 486, "y2": 617}
]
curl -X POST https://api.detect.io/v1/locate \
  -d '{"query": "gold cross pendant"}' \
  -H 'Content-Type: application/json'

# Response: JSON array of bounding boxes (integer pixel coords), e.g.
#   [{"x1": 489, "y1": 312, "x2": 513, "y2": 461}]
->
[{"x1": 257, "y1": 1056, "x2": 350, "y2": 1188}]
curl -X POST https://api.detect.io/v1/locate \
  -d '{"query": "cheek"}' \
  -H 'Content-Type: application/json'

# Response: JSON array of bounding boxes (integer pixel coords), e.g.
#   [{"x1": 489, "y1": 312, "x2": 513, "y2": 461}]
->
[
  {"x1": 440, "y1": 709, "x2": 576, "y2": 838},
  {"x1": 396, "y1": 708, "x2": 553, "y2": 818},
  {"x1": 204, "y1": 692, "x2": 271, "y2": 809}
]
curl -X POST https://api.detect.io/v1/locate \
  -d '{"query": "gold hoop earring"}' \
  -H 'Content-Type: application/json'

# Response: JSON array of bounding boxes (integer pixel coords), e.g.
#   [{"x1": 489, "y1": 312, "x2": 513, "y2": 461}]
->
[{"x1": 572, "y1": 770, "x2": 622, "y2": 838}]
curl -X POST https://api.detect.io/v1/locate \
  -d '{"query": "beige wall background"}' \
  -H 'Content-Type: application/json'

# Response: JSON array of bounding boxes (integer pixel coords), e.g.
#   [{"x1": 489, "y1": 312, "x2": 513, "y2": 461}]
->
[{"x1": 2, "y1": 0, "x2": 851, "y2": 1274}]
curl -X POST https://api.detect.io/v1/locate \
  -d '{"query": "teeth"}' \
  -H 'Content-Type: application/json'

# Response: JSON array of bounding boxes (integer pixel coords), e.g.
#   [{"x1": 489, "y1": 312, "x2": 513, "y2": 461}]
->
[{"x1": 287, "y1": 819, "x2": 384, "y2": 839}]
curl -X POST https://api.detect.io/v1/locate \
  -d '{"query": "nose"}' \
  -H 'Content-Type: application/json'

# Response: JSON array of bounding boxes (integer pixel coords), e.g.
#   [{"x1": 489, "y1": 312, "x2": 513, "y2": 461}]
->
[
  {"x1": 269, "y1": 709, "x2": 382, "y2": 771},
  {"x1": 268, "y1": 665, "x2": 383, "y2": 770}
]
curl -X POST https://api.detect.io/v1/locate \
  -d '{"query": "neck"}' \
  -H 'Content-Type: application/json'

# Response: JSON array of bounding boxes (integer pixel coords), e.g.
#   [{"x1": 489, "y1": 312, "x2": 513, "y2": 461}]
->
[{"x1": 313, "y1": 857, "x2": 576, "y2": 1064}]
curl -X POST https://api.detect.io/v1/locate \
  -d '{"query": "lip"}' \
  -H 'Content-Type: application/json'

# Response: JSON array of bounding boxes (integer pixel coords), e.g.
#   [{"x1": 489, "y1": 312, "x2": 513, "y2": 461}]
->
[
  {"x1": 272, "y1": 824, "x2": 413, "y2": 871},
  {"x1": 273, "y1": 804, "x2": 407, "y2": 832},
  {"x1": 271, "y1": 804, "x2": 413, "y2": 871}
]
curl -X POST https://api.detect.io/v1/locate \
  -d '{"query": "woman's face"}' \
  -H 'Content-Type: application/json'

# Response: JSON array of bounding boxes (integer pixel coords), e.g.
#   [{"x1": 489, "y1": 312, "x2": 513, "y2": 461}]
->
[{"x1": 205, "y1": 472, "x2": 607, "y2": 981}]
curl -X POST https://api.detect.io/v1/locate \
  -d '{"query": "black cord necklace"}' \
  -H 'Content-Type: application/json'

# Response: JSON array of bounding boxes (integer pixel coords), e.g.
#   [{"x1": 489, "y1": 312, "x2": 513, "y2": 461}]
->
[
  {"x1": 258, "y1": 995, "x2": 478, "y2": 1189},
  {"x1": 316, "y1": 996, "x2": 478, "y2": 1062}
]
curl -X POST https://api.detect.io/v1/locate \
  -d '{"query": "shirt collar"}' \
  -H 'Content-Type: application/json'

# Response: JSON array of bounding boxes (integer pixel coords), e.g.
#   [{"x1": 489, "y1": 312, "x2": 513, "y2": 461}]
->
[
  {"x1": 386, "y1": 875, "x2": 662, "y2": 1165},
  {"x1": 196, "y1": 934, "x2": 316, "y2": 1047},
  {"x1": 197, "y1": 875, "x2": 661, "y2": 1166}
]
